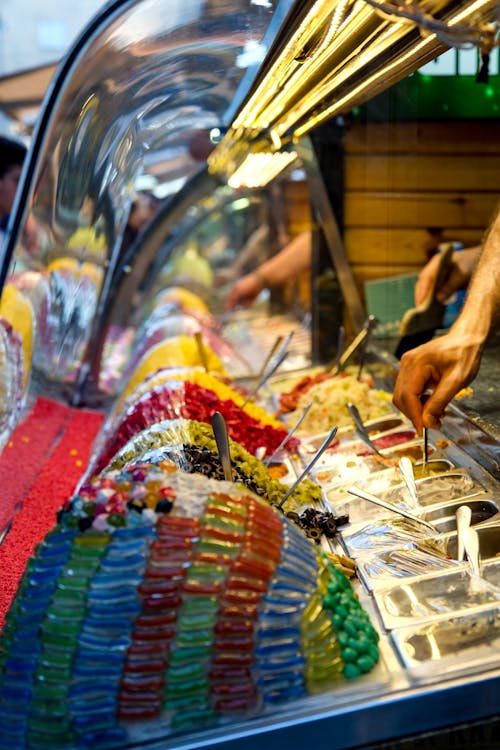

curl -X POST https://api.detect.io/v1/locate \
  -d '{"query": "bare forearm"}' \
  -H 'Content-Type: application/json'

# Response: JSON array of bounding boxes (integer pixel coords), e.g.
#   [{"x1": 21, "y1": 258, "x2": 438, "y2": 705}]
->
[
  {"x1": 393, "y1": 206, "x2": 500, "y2": 433},
  {"x1": 451, "y1": 208, "x2": 500, "y2": 345},
  {"x1": 257, "y1": 231, "x2": 311, "y2": 287}
]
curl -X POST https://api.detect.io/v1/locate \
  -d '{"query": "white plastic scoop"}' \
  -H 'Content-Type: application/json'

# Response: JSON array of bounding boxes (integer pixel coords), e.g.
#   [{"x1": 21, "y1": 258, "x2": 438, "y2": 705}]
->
[
  {"x1": 398, "y1": 457, "x2": 420, "y2": 510},
  {"x1": 463, "y1": 526, "x2": 481, "y2": 577},
  {"x1": 455, "y1": 504, "x2": 472, "y2": 562}
]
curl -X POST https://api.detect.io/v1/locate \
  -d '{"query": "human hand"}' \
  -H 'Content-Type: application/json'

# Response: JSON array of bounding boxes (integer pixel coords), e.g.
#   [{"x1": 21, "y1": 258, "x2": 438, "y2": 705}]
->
[
  {"x1": 392, "y1": 328, "x2": 482, "y2": 434},
  {"x1": 224, "y1": 273, "x2": 263, "y2": 311},
  {"x1": 213, "y1": 268, "x2": 237, "y2": 288},
  {"x1": 415, "y1": 246, "x2": 481, "y2": 306}
]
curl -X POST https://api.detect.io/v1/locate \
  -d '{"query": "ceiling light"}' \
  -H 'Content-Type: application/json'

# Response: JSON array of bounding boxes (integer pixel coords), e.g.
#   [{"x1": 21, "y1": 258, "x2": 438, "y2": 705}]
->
[
  {"x1": 209, "y1": 0, "x2": 498, "y2": 181},
  {"x1": 227, "y1": 150, "x2": 298, "y2": 188}
]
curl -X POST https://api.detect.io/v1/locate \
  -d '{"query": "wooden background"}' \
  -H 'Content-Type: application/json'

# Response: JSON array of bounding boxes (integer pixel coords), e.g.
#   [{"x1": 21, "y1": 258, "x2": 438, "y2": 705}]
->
[
  {"x1": 343, "y1": 120, "x2": 500, "y2": 293},
  {"x1": 279, "y1": 120, "x2": 500, "y2": 315}
]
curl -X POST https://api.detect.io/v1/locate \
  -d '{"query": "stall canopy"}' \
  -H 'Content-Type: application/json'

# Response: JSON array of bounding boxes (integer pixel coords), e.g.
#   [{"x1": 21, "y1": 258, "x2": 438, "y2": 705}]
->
[{"x1": 0, "y1": 62, "x2": 58, "y2": 130}]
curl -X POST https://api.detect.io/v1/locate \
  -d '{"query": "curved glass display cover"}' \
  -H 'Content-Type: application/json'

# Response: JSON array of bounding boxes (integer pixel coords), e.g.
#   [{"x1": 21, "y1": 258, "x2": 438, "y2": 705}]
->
[{"x1": 0, "y1": 0, "x2": 289, "y2": 417}]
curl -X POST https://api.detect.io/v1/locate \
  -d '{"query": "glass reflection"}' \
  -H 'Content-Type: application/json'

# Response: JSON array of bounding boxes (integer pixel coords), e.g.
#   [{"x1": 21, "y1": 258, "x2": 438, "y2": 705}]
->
[
  {"x1": 95, "y1": 173, "x2": 311, "y2": 397},
  {"x1": 0, "y1": 0, "x2": 282, "y2": 435}
]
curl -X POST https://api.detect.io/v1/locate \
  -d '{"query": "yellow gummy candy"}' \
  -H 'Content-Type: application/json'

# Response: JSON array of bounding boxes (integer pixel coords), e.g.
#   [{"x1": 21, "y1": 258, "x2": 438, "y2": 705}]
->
[
  {"x1": 124, "y1": 336, "x2": 227, "y2": 397},
  {"x1": 0, "y1": 283, "x2": 34, "y2": 390}
]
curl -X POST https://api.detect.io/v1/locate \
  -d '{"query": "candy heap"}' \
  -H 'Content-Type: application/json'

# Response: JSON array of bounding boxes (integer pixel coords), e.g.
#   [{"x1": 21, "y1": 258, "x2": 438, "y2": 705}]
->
[
  {"x1": 122, "y1": 335, "x2": 229, "y2": 399},
  {"x1": 101, "y1": 417, "x2": 321, "y2": 513},
  {"x1": 92, "y1": 371, "x2": 298, "y2": 474},
  {"x1": 0, "y1": 464, "x2": 379, "y2": 749}
]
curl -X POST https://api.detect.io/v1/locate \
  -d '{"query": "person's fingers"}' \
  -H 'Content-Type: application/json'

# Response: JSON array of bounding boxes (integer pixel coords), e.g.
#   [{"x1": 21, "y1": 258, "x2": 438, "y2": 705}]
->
[
  {"x1": 434, "y1": 269, "x2": 464, "y2": 303},
  {"x1": 393, "y1": 389, "x2": 425, "y2": 434},
  {"x1": 224, "y1": 290, "x2": 239, "y2": 311},
  {"x1": 421, "y1": 381, "x2": 457, "y2": 430},
  {"x1": 414, "y1": 270, "x2": 433, "y2": 306},
  {"x1": 395, "y1": 355, "x2": 442, "y2": 430},
  {"x1": 224, "y1": 276, "x2": 260, "y2": 311},
  {"x1": 392, "y1": 357, "x2": 438, "y2": 434}
]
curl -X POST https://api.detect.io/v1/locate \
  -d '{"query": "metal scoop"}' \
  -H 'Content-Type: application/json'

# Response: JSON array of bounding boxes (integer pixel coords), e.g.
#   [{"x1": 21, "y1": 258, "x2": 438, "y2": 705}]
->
[
  {"x1": 264, "y1": 400, "x2": 313, "y2": 466},
  {"x1": 212, "y1": 411, "x2": 233, "y2": 482},
  {"x1": 474, "y1": 511, "x2": 500, "y2": 529},
  {"x1": 347, "y1": 485, "x2": 437, "y2": 533},
  {"x1": 241, "y1": 331, "x2": 293, "y2": 407},
  {"x1": 347, "y1": 403, "x2": 383, "y2": 457},
  {"x1": 254, "y1": 334, "x2": 283, "y2": 382},
  {"x1": 326, "y1": 315, "x2": 377, "y2": 374},
  {"x1": 277, "y1": 424, "x2": 338, "y2": 510}
]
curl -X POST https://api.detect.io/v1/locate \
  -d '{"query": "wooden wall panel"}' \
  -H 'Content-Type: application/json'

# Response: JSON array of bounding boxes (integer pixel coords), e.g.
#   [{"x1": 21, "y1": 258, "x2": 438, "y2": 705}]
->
[
  {"x1": 345, "y1": 155, "x2": 500, "y2": 192},
  {"x1": 345, "y1": 192, "x2": 498, "y2": 230},
  {"x1": 345, "y1": 228, "x2": 484, "y2": 265},
  {"x1": 344, "y1": 122, "x2": 500, "y2": 155},
  {"x1": 342, "y1": 120, "x2": 500, "y2": 299}
]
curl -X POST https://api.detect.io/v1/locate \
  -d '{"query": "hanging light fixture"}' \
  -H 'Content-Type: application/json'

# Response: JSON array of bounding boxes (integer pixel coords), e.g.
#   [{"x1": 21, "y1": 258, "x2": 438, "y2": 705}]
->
[{"x1": 208, "y1": 0, "x2": 499, "y2": 186}]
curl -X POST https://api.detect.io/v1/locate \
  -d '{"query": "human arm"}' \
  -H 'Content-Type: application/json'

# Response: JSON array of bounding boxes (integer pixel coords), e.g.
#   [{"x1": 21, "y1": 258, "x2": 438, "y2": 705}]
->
[
  {"x1": 414, "y1": 245, "x2": 481, "y2": 305},
  {"x1": 393, "y1": 209, "x2": 500, "y2": 433},
  {"x1": 224, "y1": 230, "x2": 312, "y2": 310}
]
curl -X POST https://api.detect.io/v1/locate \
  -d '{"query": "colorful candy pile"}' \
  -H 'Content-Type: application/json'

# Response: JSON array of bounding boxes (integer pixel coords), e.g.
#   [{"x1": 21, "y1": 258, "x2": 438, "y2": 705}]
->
[
  {"x1": 102, "y1": 417, "x2": 321, "y2": 514},
  {"x1": 0, "y1": 464, "x2": 379, "y2": 748},
  {"x1": 92, "y1": 375, "x2": 298, "y2": 474}
]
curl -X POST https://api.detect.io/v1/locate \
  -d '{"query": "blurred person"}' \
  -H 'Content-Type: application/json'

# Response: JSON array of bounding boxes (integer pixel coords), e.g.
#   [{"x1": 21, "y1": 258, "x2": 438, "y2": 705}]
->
[
  {"x1": 393, "y1": 206, "x2": 500, "y2": 434},
  {"x1": 224, "y1": 230, "x2": 312, "y2": 310},
  {"x1": 120, "y1": 192, "x2": 159, "y2": 254},
  {"x1": 0, "y1": 135, "x2": 45, "y2": 267},
  {"x1": 0, "y1": 135, "x2": 27, "y2": 248}
]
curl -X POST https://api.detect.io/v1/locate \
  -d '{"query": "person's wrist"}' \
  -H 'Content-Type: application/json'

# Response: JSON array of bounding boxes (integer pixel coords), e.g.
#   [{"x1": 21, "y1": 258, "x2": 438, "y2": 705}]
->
[{"x1": 253, "y1": 268, "x2": 270, "y2": 290}]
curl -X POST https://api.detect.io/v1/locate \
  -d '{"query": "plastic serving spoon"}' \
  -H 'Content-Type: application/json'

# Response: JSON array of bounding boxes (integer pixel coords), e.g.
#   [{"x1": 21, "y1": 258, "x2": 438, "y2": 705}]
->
[
  {"x1": 398, "y1": 457, "x2": 420, "y2": 509},
  {"x1": 456, "y1": 504, "x2": 472, "y2": 562},
  {"x1": 463, "y1": 526, "x2": 481, "y2": 576},
  {"x1": 347, "y1": 485, "x2": 437, "y2": 534},
  {"x1": 194, "y1": 331, "x2": 209, "y2": 372}
]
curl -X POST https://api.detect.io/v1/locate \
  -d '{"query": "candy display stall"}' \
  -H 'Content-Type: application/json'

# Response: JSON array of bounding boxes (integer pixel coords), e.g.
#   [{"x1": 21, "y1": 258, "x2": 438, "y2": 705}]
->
[{"x1": 0, "y1": 1, "x2": 500, "y2": 749}]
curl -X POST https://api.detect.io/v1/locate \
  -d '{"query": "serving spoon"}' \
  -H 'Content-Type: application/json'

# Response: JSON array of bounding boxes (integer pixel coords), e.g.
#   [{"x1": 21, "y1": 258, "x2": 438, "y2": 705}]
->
[
  {"x1": 463, "y1": 526, "x2": 481, "y2": 576},
  {"x1": 456, "y1": 504, "x2": 472, "y2": 562},
  {"x1": 241, "y1": 331, "x2": 293, "y2": 407},
  {"x1": 194, "y1": 331, "x2": 210, "y2": 372},
  {"x1": 212, "y1": 411, "x2": 233, "y2": 482},
  {"x1": 277, "y1": 424, "x2": 338, "y2": 510},
  {"x1": 264, "y1": 400, "x2": 313, "y2": 466},
  {"x1": 398, "y1": 457, "x2": 420, "y2": 510},
  {"x1": 326, "y1": 315, "x2": 377, "y2": 374},
  {"x1": 347, "y1": 485, "x2": 437, "y2": 533},
  {"x1": 347, "y1": 402, "x2": 384, "y2": 457}
]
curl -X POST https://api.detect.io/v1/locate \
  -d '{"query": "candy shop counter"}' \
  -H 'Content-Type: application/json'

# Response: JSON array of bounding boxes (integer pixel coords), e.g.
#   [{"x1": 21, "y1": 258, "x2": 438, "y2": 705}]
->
[
  {"x1": 186, "y1": 326, "x2": 500, "y2": 750},
  {"x1": 1, "y1": 321, "x2": 499, "y2": 750}
]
